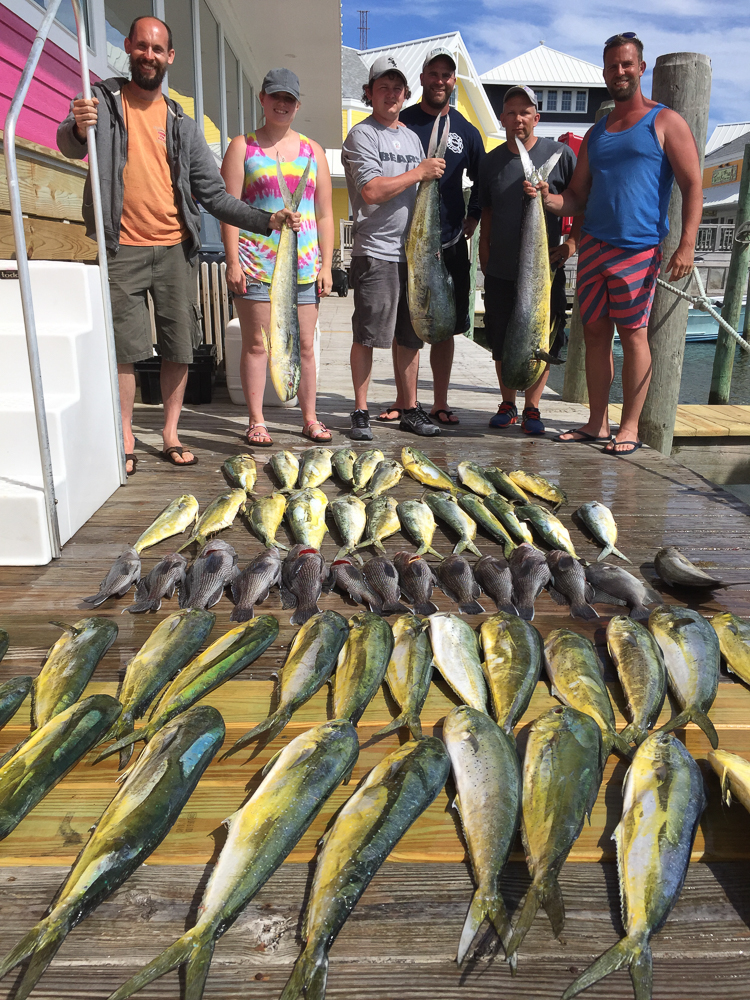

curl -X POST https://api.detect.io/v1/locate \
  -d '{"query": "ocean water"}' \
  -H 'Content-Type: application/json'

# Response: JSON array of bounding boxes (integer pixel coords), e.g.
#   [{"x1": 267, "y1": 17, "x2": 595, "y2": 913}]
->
[{"x1": 545, "y1": 339, "x2": 750, "y2": 405}]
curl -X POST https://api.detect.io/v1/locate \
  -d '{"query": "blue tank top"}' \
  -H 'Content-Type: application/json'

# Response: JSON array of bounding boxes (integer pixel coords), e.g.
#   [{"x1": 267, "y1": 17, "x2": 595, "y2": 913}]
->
[{"x1": 583, "y1": 105, "x2": 674, "y2": 251}]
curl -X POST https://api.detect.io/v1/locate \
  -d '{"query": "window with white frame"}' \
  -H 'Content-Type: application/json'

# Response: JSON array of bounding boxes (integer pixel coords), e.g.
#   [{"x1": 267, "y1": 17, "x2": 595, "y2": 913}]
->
[
  {"x1": 104, "y1": 0, "x2": 153, "y2": 75},
  {"x1": 32, "y1": 0, "x2": 91, "y2": 44},
  {"x1": 533, "y1": 89, "x2": 588, "y2": 114},
  {"x1": 164, "y1": 0, "x2": 197, "y2": 119}
]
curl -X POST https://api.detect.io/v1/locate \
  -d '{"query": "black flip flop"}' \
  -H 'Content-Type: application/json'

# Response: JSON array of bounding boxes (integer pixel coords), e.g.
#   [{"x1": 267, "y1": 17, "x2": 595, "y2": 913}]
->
[
  {"x1": 431, "y1": 408, "x2": 460, "y2": 425},
  {"x1": 553, "y1": 428, "x2": 612, "y2": 443},
  {"x1": 162, "y1": 446, "x2": 198, "y2": 466},
  {"x1": 376, "y1": 407, "x2": 402, "y2": 423},
  {"x1": 604, "y1": 439, "x2": 643, "y2": 456},
  {"x1": 125, "y1": 453, "x2": 137, "y2": 476}
]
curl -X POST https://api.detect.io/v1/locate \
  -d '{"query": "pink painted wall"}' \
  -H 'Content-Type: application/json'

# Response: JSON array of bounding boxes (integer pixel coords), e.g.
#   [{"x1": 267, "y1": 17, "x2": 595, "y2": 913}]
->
[{"x1": 0, "y1": 4, "x2": 99, "y2": 152}]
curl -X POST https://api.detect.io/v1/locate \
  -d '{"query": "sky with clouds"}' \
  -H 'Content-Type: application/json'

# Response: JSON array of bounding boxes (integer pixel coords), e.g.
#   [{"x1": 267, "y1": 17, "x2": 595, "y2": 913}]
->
[{"x1": 342, "y1": 0, "x2": 748, "y2": 139}]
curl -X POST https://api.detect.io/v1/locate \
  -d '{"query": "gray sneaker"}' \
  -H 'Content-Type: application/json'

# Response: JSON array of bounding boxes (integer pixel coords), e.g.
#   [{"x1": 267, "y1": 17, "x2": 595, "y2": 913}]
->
[
  {"x1": 349, "y1": 409, "x2": 373, "y2": 441},
  {"x1": 399, "y1": 402, "x2": 441, "y2": 437}
]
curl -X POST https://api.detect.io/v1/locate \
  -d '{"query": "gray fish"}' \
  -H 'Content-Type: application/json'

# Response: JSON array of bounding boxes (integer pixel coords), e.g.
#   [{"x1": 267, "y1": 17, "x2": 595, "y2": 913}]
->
[
  {"x1": 654, "y1": 545, "x2": 728, "y2": 589},
  {"x1": 82, "y1": 547, "x2": 141, "y2": 606},
  {"x1": 546, "y1": 551, "x2": 599, "y2": 621},
  {"x1": 393, "y1": 551, "x2": 438, "y2": 616},
  {"x1": 437, "y1": 554, "x2": 484, "y2": 615},
  {"x1": 330, "y1": 557, "x2": 383, "y2": 613},
  {"x1": 509, "y1": 543, "x2": 550, "y2": 621},
  {"x1": 585, "y1": 563, "x2": 662, "y2": 621},
  {"x1": 281, "y1": 544, "x2": 329, "y2": 626},
  {"x1": 362, "y1": 556, "x2": 410, "y2": 616},
  {"x1": 474, "y1": 554, "x2": 516, "y2": 616},
  {"x1": 127, "y1": 553, "x2": 187, "y2": 614},
  {"x1": 230, "y1": 548, "x2": 282, "y2": 622},
  {"x1": 180, "y1": 540, "x2": 239, "y2": 610}
]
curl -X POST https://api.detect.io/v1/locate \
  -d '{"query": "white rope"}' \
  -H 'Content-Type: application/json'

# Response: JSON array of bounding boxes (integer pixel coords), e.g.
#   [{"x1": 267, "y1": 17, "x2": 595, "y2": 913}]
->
[{"x1": 656, "y1": 267, "x2": 750, "y2": 354}]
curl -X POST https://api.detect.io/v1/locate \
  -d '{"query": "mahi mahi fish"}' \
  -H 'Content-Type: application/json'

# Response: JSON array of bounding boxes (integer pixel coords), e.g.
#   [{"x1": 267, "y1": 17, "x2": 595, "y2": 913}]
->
[
  {"x1": 405, "y1": 113, "x2": 456, "y2": 344},
  {"x1": 263, "y1": 158, "x2": 312, "y2": 401},
  {"x1": 333, "y1": 611, "x2": 393, "y2": 726},
  {"x1": 711, "y1": 612, "x2": 750, "y2": 685},
  {"x1": 401, "y1": 446, "x2": 459, "y2": 494},
  {"x1": 299, "y1": 448, "x2": 334, "y2": 489},
  {"x1": 223, "y1": 611, "x2": 349, "y2": 757},
  {"x1": 0, "y1": 676, "x2": 32, "y2": 734},
  {"x1": 429, "y1": 612, "x2": 488, "y2": 713},
  {"x1": 563, "y1": 733, "x2": 705, "y2": 1000},
  {"x1": 480, "y1": 611, "x2": 542, "y2": 738},
  {"x1": 246, "y1": 492, "x2": 289, "y2": 550},
  {"x1": 396, "y1": 499, "x2": 443, "y2": 559},
  {"x1": 286, "y1": 487, "x2": 329, "y2": 549},
  {"x1": 506, "y1": 706, "x2": 603, "y2": 961},
  {"x1": 177, "y1": 490, "x2": 246, "y2": 551},
  {"x1": 223, "y1": 454, "x2": 257, "y2": 494},
  {"x1": 133, "y1": 495, "x2": 199, "y2": 554},
  {"x1": 94, "y1": 608, "x2": 215, "y2": 769},
  {"x1": 279, "y1": 738, "x2": 450, "y2": 1000},
  {"x1": 501, "y1": 141, "x2": 565, "y2": 390},
  {"x1": 607, "y1": 616, "x2": 667, "y2": 748},
  {"x1": 271, "y1": 450, "x2": 300, "y2": 493},
  {"x1": 0, "y1": 706, "x2": 224, "y2": 1000},
  {"x1": 354, "y1": 495, "x2": 401, "y2": 555},
  {"x1": 376, "y1": 613, "x2": 433, "y2": 739},
  {"x1": 708, "y1": 748, "x2": 750, "y2": 814},
  {"x1": 424, "y1": 492, "x2": 481, "y2": 557},
  {"x1": 576, "y1": 500, "x2": 630, "y2": 562},
  {"x1": 444, "y1": 706, "x2": 521, "y2": 965},
  {"x1": 330, "y1": 494, "x2": 367, "y2": 560},
  {"x1": 107, "y1": 720, "x2": 358, "y2": 1000}
]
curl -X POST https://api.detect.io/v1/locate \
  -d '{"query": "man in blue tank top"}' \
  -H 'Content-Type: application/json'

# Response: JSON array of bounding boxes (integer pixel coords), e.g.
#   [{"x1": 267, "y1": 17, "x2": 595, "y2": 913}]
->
[{"x1": 528, "y1": 34, "x2": 703, "y2": 455}]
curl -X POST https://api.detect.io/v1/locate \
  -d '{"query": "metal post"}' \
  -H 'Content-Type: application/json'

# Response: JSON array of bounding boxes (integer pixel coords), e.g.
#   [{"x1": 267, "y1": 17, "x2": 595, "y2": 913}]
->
[
  {"x1": 709, "y1": 143, "x2": 750, "y2": 402},
  {"x1": 561, "y1": 100, "x2": 613, "y2": 405},
  {"x1": 70, "y1": 0, "x2": 127, "y2": 484},
  {"x1": 639, "y1": 52, "x2": 711, "y2": 455},
  {"x1": 4, "y1": 0, "x2": 63, "y2": 559}
]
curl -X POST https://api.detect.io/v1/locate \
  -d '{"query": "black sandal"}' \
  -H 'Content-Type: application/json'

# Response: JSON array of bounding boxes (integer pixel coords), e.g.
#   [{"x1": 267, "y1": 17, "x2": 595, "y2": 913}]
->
[
  {"x1": 431, "y1": 408, "x2": 460, "y2": 425},
  {"x1": 125, "y1": 453, "x2": 138, "y2": 476},
  {"x1": 162, "y1": 446, "x2": 198, "y2": 466},
  {"x1": 553, "y1": 428, "x2": 612, "y2": 443}
]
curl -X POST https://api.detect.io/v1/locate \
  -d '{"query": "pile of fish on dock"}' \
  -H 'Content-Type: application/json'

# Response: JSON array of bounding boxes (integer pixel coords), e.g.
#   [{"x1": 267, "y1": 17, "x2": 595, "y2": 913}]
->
[{"x1": 1, "y1": 443, "x2": 749, "y2": 1000}]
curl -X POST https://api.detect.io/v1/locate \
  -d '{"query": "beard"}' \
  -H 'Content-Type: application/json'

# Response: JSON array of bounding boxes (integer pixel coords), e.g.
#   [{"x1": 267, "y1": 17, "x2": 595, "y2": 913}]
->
[
  {"x1": 607, "y1": 77, "x2": 639, "y2": 102},
  {"x1": 423, "y1": 85, "x2": 451, "y2": 111},
  {"x1": 130, "y1": 54, "x2": 167, "y2": 91}
]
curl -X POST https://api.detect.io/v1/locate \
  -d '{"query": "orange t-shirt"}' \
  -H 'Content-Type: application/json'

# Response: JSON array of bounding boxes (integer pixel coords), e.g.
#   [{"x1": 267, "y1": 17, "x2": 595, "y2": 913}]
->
[{"x1": 120, "y1": 85, "x2": 189, "y2": 246}]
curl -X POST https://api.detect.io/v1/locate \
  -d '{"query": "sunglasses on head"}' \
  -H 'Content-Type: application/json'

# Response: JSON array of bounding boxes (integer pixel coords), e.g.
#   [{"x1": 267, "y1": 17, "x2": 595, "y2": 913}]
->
[{"x1": 604, "y1": 31, "x2": 640, "y2": 45}]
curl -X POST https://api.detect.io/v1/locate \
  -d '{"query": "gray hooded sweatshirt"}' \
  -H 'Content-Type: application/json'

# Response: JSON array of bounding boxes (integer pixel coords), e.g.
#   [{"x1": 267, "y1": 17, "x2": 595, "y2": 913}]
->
[{"x1": 57, "y1": 77, "x2": 271, "y2": 257}]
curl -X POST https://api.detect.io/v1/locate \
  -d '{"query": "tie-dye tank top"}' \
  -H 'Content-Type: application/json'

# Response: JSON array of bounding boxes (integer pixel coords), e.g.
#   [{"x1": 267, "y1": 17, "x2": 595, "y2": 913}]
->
[{"x1": 237, "y1": 131, "x2": 320, "y2": 285}]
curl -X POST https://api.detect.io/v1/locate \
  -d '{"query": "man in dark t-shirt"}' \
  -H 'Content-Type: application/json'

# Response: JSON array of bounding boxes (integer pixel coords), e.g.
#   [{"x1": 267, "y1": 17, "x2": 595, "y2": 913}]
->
[
  {"x1": 478, "y1": 85, "x2": 578, "y2": 435},
  {"x1": 380, "y1": 48, "x2": 485, "y2": 426}
]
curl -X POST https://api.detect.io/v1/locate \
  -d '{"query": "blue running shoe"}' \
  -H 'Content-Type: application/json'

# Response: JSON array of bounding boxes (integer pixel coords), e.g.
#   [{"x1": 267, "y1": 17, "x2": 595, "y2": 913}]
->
[
  {"x1": 489, "y1": 402, "x2": 518, "y2": 428},
  {"x1": 521, "y1": 406, "x2": 545, "y2": 435}
]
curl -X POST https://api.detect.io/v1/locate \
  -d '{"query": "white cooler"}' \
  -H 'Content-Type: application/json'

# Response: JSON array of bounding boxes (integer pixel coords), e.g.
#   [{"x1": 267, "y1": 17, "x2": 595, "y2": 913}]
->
[
  {"x1": 224, "y1": 317, "x2": 320, "y2": 408},
  {"x1": 0, "y1": 260, "x2": 120, "y2": 565}
]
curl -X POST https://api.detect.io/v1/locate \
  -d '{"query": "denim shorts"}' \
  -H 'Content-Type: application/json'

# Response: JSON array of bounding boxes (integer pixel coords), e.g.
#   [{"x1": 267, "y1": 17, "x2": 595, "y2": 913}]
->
[{"x1": 240, "y1": 279, "x2": 319, "y2": 305}]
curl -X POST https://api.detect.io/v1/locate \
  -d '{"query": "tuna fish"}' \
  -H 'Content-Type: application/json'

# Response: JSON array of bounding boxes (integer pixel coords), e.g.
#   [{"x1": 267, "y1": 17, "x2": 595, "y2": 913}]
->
[
  {"x1": 501, "y1": 141, "x2": 565, "y2": 390},
  {"x1": 263, "y1": 158, "x2": 312, "y2": 401},
  {"x1": 405, "y1": 113, "x2": 456, "y2": 344}
]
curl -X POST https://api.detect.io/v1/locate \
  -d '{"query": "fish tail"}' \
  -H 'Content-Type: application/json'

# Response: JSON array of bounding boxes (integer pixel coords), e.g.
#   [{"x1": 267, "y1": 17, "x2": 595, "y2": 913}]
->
[
  {"x1": 416, "y1": 544, "x2": 444, "y2": 560},
  {"x1": 382, "y1": 601, "x2": 411, "y2": 616},
  {"x1": 375, "y1": 710, "x2": 422, "y2": 740},
  {"x1": 229, "y1": 604, "x2": 255, "y2": 623},
  {"x1": 279, "y1": 945, "x2": 328, "y2": 1000},
  {"x1": 612, "y1": 546, "x2": 632, "y2": 564},
  {"x1": 372, "y1": 539, "x2": 387, "y2": 555},
  {"x1": 629, "y1": 604, "x2": 652, "y2": 622},
  {"x1": 562, "y1": 936, "x2": 651, "y2": 1000},
  {"x1": 290, "y1": 603, "x2": 320, "y2": 626},
  {"x1": 619, "y1": 722, "x2": 648, "y2": 747},
  {"x1": 596, "y1": 545, "x2": 613, "y2": 562},
  {"x1": 499, "y1": 602, "x2": 519, "y2": 617},
  {"x1": 107, "y1": 929, "x2": 208, "y2": 1000},
  {"x1": 654, "y1": 707, "x2": 719, "y2": 749},
  {"x1": 457, "y1": 885, "x2": 512, "y2": 966},
  {"x1": 0, "y1": 912, "x2": 68, "y2": 999},
  {"x1": 571, "y1": 602, "x2": 600, "y2": 622},
  {"x1": 515, "y1": 603, "x2": 535, "y2": 622},
  {"x1": 90, "y1": 725, "x2": 147, "y2": 766},
  {"x1": 507, "y1": 875, "x2": 564, "y2": 961},
  {"x1": 221, "y1": 708, "x2": 291, "y2": 760},
  {"x1": 126, "y1": 595, "x2": 160, "y2": 613},
  {"x1": 458, "y1": 600, "x2": 484, "y2": 615},
  {"x1": 454, "y1": 539, "x2": 482, "y2": 557},
  {"x1": 413, "y1": 601, "x2": 438, "y2": 616},
  {"x1": 605, "y1": 729, "x2": 635, "y2": 759}
]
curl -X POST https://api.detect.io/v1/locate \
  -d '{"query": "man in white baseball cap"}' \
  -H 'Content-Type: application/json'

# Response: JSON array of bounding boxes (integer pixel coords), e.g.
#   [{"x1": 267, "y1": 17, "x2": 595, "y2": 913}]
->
[{"x1": 342, "y1": 53, "x2": 445, "y2": 440}]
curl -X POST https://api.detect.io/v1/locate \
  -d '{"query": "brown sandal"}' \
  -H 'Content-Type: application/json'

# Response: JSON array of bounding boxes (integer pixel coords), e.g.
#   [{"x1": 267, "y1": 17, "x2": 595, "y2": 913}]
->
[
  {"x1": 302, "y1": 420, "x2": 332, "y2": 442},
  {"x1": 246, "y1": 423, "x2": 273, "y2": 447}
]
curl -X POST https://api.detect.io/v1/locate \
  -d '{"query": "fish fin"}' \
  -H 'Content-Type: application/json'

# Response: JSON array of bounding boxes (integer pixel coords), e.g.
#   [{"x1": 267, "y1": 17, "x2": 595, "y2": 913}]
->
[
  {"x1": 279, "y1": 582, "x2": 297, "y2": 610},
  {"x1": 420, "y1": 545, "x2": 445, "y2": 561},
  {"x1": 458, "y1": 600, "x2": 485, "y2": 616},
  {"x1": 106, "y1": 929, "x2": 206, "y2": 1000},
  {"x1": 720, "y1": 767, "x2": 732, "y2": 807},
  {"x1": 455, "y1": 539, "x2": 482, "y2": 557},
  {"x1": 654, "y1": 707, "x2": 718, "y2": 749},
  {"x1": 374, "y1": 711, "x2": 422, "y2": 739},
  {"x1": 596, "y1": 545, "x2": 614, "y2": 562},
  {"x1": 126, "y1": 595, "x2": 160, "y2": 613},
  {"x1": 414, "y1": 601, "x2": 439, "y2": 616},
  {"x1": 498, "y1": 602, "x2": 519, "y2": 617},
  {"x1": 372, "y1": 539, "x2": 387, "y2": 555},
  {"x1": 457, "y1": 885, "x2": 511, "y2": 966},
  {"x1": 546, "y1": 584, "x2": 568, "y2": 606},
  {"x1": 229, "y1": 604, "x2": 255, "y2": 623},
  {"x1": 609, "y1": 731, "x2": 635, "y2": 759},
  {"x1": 570, "y1": 603, "x2": 600, "y2": 622},
  {"x1": 261, "y1": 746, "x2": 285, "y2": 777},
  {"x1": 506, "y1": 879, "x2": 549, "y2": 960},
  {"x1": 221, "y1": 709, "x2": 291, "y2": 760},
  {"x1": 279, "y1": 946, "x2": 328, "y2": 1000},
  {"x1": 643, "y1": 585, "x2": 662, "y2": 604},
  {"x1": 185, "y1": 936, "x2": 216, "y2": 1000},
  {"x1": 619, "y1": 723, "x2": 647, "y2": 747},
  {"x1": 0, "y1": 913, "x2": 67, "y2": 1000},
  {"x1": 515, "y1": 603, "x2": 535, "y2": 622},
  {"x1": 629, "y1": 604, "x2": 652, "y2": 622},
  {"x1": 290, "y1": 603, "x2": 320, "y2": 626},
  {"x1": 89, "y1": 726, "x2": 146, "y2": 766},
  {"x1": 612, "y1": 546, "x2": 632, "y2": 564},
  {"x1": 591, "y1": 588, "x2": 628, "y2": 607},
  {"x1": 289, "y1": 158, "x2": 313, "y2": 213},
  {"x1": 48, "y1": 620, "x2": 82, "y2": 636},
  {"x1": 539, "y1": 149, "x2": 563, "y2": 183},
  {"x1": 562, "y1": 937, "x2": 651, "y2": 1000},
  {"x1": 382, "y1": 601, "x2": 412, "y2": 616},
  {"x1": 534, "y1": 349, "x2": 565, "y2": 365}
]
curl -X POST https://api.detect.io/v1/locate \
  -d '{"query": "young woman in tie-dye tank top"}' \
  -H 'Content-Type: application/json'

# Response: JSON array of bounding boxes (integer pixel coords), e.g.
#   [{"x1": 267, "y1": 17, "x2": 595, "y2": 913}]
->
[{"x1": 221, "y1": 69, "x2": 334, "y2": 445}]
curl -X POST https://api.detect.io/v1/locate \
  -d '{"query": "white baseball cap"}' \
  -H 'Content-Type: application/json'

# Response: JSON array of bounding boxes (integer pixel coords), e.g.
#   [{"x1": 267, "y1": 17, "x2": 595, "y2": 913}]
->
[
  {"x1": 422, "y1": 47, "x2": 456, "y2": 71},
  {"x1": 368, "y1": 54, "x2": 409, "y2": 86}
]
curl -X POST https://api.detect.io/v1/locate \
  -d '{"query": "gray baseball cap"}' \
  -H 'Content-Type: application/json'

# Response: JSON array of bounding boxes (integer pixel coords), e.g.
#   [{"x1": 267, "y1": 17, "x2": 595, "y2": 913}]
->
[
  {"x1": 261, "y1": 67, "x2": 300, "y2": 101},
  {"x1": 368, "y1": 54, "x2": 408, "y2": 86},
  {"x1": 422, "y1": 47, "x2": 456, "y2": 71},
  {"x1": 503, "y1": 84, "x2": 538, "y2": 107}
]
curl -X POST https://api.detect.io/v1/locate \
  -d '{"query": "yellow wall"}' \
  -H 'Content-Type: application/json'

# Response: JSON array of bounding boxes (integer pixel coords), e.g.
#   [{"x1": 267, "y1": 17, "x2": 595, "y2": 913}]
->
[
  {"x1": 703, "y1": 158, "x2": 743, "y2": 189},
  {"x1": 455, "y1": 80, "x2": 502, "y2": 151},
  {"x1": 332, "y1": 187, "x2": 349, "y2": 248}
]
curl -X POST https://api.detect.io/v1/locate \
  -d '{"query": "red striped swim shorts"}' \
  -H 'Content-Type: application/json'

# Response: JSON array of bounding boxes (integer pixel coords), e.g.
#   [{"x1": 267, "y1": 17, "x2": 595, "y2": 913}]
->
[{"x1": 576, "y1": 233, "x2": 662, "y2": 330}]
